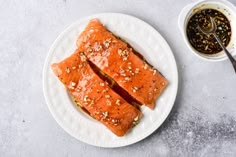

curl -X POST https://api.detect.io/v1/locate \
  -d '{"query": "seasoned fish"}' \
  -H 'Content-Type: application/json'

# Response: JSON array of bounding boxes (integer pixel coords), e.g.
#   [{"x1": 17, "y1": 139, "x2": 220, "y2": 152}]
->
[
  {"x1": 77, "y1": 19, "x2": 168, "y2": 109},
  {"x1": 51, "y1": 50, "x2": 142, "y2": 136}
]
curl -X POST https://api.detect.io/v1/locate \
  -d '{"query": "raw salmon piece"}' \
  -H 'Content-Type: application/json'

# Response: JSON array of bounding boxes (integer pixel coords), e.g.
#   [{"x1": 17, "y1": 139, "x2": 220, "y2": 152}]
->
[
  {"x1": 51, "y1": 50, "x2": 142, "y2": 136},
  {"x1": 77, "y1": 19, "x2": 168, "y2": 109}
]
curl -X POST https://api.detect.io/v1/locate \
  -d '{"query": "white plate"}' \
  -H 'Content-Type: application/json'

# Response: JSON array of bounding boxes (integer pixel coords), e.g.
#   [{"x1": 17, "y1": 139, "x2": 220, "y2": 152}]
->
[{"x1": 43, "y1": 13, "x2": 178, "y2": 148}]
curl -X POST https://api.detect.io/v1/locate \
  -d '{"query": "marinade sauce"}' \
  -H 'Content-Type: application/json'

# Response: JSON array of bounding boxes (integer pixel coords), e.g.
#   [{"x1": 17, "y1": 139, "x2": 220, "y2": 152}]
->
[{"x1": 187, "y1": 9, "x2": 231, "y2": 54}]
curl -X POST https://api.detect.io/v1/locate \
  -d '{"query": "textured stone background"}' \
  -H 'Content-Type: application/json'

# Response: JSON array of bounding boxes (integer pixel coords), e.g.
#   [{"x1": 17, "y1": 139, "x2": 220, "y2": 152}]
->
[{"x1": 1, "y1": 0, "x2": 236, "y2": 156}]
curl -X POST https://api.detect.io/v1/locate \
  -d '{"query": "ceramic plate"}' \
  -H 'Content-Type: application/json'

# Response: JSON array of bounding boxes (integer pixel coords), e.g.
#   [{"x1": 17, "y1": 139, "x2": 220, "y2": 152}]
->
[{"x1": 43, "y1": 13, "x2": 178, "y2": 147}]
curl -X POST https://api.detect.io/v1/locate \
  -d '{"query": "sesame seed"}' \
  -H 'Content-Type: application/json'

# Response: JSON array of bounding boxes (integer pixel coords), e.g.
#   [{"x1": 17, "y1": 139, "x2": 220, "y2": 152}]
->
[
  {"x1": 103, "y1": 38, "x2": 111, "y2": 48},
  {"x1": 143, "y1": 64, "x2": 148, "y2": 70},
  {"x1": 72, "y1": 66, "x2": 76, "y2": 70},
  {"x1": 84, "y1": 95, "x2": 88, "y2": 102},
  {"x1": 134, "y1": 116, "x2": 139, "y2": 121},
  {"x1": 71, "y1": 82, "x2": 76, "y2": 87},
  {"x1": 118, "y1": 49, "x2": 123, "y2": 56},
  {"x1": 66, "y1": 67, "x2": 70, "y2": 73},
  {"x1": 69, "y1": 86, "x2": 75, "y2": 90},
  {"x1": 116, "y1": 99, "x2": 121, "y2": 105},
  {"x1": 102, "y1": 112, "x2": 108, "y2": 118},
  {"x1": 118, "y1": 49, "x2": 129, "y2": 60},
  {"x1": 78, "y1": 64, "x2": 83, "y2": 68},
  {"x1": 125, "y1": 77, "x2": 131, "y2": 81},
  {"x1": 153, "y1": 70, "x2": 157, "y2": 75},
  {"x1": 105, "y1": 95, "x2": 110, "y2": 99},
  {"x1": 132, "y1": 87, "x2": 138, "y2": 93},
  {"x1": 111, "y1": 119, "x2": 119, "y2": 124},
  {"x1": 123, "y1": 49, "x2": 128, "y2": 55},
  {"x1": 123, "y1": 57, "x2": 127, "y2": 61},
  {"x1": 100, "y1": 82, "x2": 105, "y2": 86},
  {"x1": 102, "y1": 88, "x2": 109, "y2": 93},
  {"x1": 161, "y1": 82, "x2": 165, "y2": 86},
  {"x1": 104, "y1": 42, "x2": 109, "y2": 48},
  {"x1": 81, "y1": 55, "x2": 86, "y2": 62},
  {"x1": 154, "y1": 88, "x2": 157, "y2": 92},
  {"x1": 135, "y1": 68, "x2": 140, "y2": 73}
]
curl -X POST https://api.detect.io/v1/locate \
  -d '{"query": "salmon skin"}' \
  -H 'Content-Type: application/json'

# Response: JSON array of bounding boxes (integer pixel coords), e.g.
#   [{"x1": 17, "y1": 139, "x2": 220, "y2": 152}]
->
[
  {"x1": 77, "y1": 19, "x2": 168, "y2": 109},
  {"x1": 51, "y1": 50, "x2": 142, "y2": 136}
]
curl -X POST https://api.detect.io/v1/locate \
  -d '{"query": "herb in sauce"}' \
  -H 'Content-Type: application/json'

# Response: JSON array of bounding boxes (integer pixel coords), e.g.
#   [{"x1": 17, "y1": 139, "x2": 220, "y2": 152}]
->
[{"x1": 187, "y1": 9, "x2": 231, "y2": 54}]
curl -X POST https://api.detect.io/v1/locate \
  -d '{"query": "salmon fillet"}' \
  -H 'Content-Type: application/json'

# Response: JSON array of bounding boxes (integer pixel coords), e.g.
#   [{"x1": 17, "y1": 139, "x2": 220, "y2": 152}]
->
[
  {"x1": 51, "y1": 50, "x2": 142, "y2": 136},
  {"x1": 77, "y1": 19, "x2": 168, "y2": 109}
]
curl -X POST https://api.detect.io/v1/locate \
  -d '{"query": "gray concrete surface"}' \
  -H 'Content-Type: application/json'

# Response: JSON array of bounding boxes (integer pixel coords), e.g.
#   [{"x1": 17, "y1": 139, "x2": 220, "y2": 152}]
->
[{"x1": 1, "y1": 0, "x2": 236, "y2": 156}]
